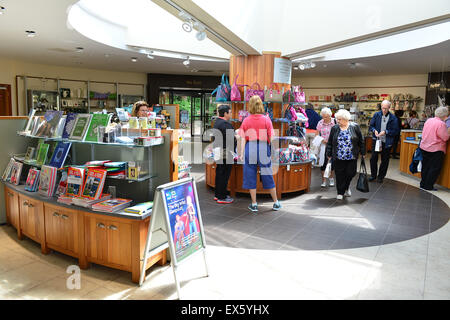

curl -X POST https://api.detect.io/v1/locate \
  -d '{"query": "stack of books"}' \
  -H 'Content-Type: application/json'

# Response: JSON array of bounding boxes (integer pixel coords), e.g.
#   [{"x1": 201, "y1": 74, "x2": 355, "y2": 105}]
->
[
  {"x1": 104, "y1": 162, "x2": 127, "y2": 179},
  {"x1": 92, "y1": 198, "x2": 133, "y2": 213},
  {"x1": 57, "y1": 195, "x2": 74, "y2": 205},
  {"x1": 123, "y1": 201, "x2": 153, "y2": 215},
  {"x1": 72, "y1": 194, "x2": 111, "y2": 209},
  {"x1": 24, "y1": 168, "x2": 40, "y2": 192}
]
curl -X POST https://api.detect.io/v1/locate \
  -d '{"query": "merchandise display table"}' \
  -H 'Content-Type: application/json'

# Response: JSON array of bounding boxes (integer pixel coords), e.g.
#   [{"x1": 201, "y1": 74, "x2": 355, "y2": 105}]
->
[
  {"x1": 399, "y1": 130, "x2": 450, "y2": 189},
  {"x1": 205, "y1": 160, "x2": 312, "y2": 199},
  {"x1": 3, "y1": 182, "x2": 167, "y2": 284}
]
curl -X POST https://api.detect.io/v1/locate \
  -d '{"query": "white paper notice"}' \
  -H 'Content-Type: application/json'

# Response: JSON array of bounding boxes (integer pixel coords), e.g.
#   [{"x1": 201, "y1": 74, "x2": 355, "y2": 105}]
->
[{"x1": 273, "y1": 58, "x2": 292, "y2": 84}]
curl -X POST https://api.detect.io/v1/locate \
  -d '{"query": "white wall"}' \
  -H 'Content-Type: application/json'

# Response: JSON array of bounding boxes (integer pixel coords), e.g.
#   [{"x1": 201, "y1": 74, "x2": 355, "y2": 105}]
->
[{"x1": 0, "y1": 56, "x2": 147, "y2": 115}]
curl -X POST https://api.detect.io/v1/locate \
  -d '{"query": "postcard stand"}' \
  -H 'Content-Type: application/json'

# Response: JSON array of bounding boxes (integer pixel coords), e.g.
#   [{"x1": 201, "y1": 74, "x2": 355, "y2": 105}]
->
[{"x1": 139, "y1": 177, "x2": 209, "y2": 300}]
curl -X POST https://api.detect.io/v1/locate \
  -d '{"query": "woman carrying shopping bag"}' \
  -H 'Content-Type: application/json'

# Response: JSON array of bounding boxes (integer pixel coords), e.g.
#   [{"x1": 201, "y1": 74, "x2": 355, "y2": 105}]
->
[{"x1": 326, "y1": 109, "x2": 366, "y2": 200}]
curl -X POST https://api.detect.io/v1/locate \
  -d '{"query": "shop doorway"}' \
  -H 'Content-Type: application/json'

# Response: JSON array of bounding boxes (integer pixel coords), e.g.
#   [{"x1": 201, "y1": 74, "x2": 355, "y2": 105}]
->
[
  {"x1": 160, "y1": 89, "x2": 215, "y2": 140},
  {"x1": 0, "y1": 84, "x2": 12, "y2": 116}
]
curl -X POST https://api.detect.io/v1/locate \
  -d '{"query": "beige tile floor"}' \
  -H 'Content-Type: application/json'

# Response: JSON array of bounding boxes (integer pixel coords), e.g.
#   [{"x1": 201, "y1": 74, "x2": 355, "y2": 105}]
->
[{"x1": 0, "y1": 159, "x2": 449, "y2": 300}]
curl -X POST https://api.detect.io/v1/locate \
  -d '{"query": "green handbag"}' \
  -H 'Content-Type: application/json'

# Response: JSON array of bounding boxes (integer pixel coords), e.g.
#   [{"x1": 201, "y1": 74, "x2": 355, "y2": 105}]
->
[{"x1": 282, "y1": 88, "x2": 295, "y2": 103}]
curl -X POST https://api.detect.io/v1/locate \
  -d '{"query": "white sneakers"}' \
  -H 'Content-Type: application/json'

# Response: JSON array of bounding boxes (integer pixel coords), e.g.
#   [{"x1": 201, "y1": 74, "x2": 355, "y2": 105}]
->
[
  {"x1": 344, "y1": 189, "x2": 352, "y2": 197},
  {"x1": 336, "y1": 195, "x2": 344, "y2": 200},
  {"x1": 321, "y1": 178, "x2": 335, "y2": 188}
]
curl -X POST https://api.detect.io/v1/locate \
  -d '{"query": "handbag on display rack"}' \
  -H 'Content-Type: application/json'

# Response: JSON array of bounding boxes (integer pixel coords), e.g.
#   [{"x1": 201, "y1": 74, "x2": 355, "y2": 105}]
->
[
  {"x1": 245, "y1": 82, "x2": 265, "y2": 101},
  {"x1": 284, "y1": 104, "x2": 297, "y2": 121},
  {"x1": 283, "y1": 88, "x2": 295, "y2": 103},
  {"x1": 293, "y1": 85, "x2": 306, "y2": 103},
  {"x1": 356, "y1": 158, "x2": 369, "y2": 193},
  {"x1": 230, "y1": 74, "x2": 244, "y2": 101},
  {"x1": 211, "y1": 73, "x2": 231, "y2": 102},
  {"x1": 264, "y1": 83, "x2": 283, "y2": 103},
  {"x1": 264, "y1": 104, "x2": 274, "y2": 121}
]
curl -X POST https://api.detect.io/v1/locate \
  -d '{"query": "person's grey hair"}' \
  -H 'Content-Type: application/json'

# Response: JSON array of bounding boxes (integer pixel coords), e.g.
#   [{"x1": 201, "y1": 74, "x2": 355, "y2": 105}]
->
[
  {"x1": 381, "y1": 100, "x2": 391, "y2": 108},
  {"x1": 320, "y1": 107, "x2": 332, "y2": 117},
  {"x1": 435, "y1": 106, "x2": 449, "y2": 118},
  {"x1": 335, "y1": 109, "x2": 351, "y2": 121}
]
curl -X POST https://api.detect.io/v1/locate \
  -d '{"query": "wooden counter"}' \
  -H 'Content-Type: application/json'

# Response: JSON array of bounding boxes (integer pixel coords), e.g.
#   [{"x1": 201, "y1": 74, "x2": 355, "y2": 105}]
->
[
  {"x1": 399, "y1": 130, "x2": 450, "y2": 189},
  {"x1": 3, "y1": 182, "x2": 167, "y2": 283},
  {"x1": 205, "y1": 161, "x2": 312, "y2": 199}
]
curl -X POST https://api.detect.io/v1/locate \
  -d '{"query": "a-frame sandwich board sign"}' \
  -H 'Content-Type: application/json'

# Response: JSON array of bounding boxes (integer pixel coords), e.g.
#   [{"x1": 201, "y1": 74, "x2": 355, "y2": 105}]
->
[{"x1": 139, "y1": 177, "x2": 209, "y2": 299}]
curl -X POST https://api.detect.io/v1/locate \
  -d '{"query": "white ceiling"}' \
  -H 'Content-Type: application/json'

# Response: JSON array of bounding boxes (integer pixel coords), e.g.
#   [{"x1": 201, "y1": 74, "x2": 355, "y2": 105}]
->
[{"x1": 0, "y1": 0, "x2": 448, "y2": 77}]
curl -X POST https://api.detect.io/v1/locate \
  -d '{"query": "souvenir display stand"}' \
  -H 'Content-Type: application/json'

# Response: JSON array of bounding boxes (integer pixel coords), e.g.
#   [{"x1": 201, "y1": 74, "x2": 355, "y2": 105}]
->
[
  {"x1": 1, "y1": 117, "x2": 182, "y2": 283},
  {"x1": 205, "y1": 53, "x2": 312, "y2": 199}
]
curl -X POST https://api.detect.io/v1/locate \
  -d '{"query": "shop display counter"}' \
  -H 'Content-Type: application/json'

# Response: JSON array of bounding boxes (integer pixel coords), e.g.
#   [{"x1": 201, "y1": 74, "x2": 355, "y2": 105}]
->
[
  {"x1": 205, "y1": 160, "x2": 312, "y2": 199},
  {"x1": 3, "y1": 182, "x2": 167, "y2": 283},
  {"x1": 399, "y1": 129, "x2": 450, "y2": 189}
]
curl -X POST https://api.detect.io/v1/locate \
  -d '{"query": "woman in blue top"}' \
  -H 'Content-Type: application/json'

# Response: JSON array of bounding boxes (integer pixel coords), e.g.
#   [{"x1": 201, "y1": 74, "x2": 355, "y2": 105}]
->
[{"x1": 326, "y1": 109, "x2": 365, "y2": 200}]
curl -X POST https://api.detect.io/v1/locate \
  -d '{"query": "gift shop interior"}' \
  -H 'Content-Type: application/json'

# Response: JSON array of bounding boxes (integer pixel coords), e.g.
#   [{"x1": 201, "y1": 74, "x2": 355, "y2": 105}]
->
[{"x1": 0, "y1": 0, "x2": 449, "y2": 301}]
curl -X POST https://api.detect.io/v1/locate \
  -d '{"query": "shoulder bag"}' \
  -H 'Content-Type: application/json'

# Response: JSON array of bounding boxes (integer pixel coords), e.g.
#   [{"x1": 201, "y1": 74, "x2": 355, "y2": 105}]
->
[{"x1": 356, "y1": 158, "x2": 370, "y2": 193}]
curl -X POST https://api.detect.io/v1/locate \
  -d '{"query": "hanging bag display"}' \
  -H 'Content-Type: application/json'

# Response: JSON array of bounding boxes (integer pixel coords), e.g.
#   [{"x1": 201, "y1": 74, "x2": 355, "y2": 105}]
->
[
  {"x1": 283, "y1": 88, "x2": 295, "y2": 103},
  {"x1": 245, "y1": 82, "x2": 265, "y2": 101},
  {"x1": 211, "y1": 73, "x2": 231, "y2": 102},
  {"x1": 230, "y1": 74, "x2": 244, "y2": 102},
  {"x1": 356, "y1": 158, "x2": 370, "y2": 193},
  {"x1": 264, "y1": 83, "x2": 283, "y2": 103},
  {"x1": 293, "y1": 85, "x2": 306, "y2": 103}
]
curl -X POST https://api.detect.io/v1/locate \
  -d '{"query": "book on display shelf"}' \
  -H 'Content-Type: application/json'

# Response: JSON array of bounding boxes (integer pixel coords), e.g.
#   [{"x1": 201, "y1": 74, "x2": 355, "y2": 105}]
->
[
  {"x1": 65, "y1": 167, "x2": 85, "y2": 197},
  {"x1": 24, "y1": 146, "x2": 36, "y2": 162},
  {"x1": 23, "y1": 109, "x2": 36, "y2": 134},
  {"x1": 48, "y1": 142, "x2": 72, "y2": 169},
  {"x1": 62, "y1": 112, "x2": 77, "y2": 139},
  {"x1": 81, "y1": 168, "x2": 107, "y2": 200},
  {"x1": 35, "y1": 110, "x2": 63, "y2": 138},
  {"x1": 124, "y1": 201, "x2": 153, "y2": 215},
  {"x1": 38, "y1": 165, "x2": 58, "y2": 197},
  {"x1": 92, "y1": 198, "x2": 132, "y2": 213},
  {"x1": 24, "y1": 168, "x2": 40, "y2": 192},
  {"x1": 30, "y1": 116, "x2": 43, "y2": 136},
  {"x1": 55, "y1": 170, "x2": 68, "y2": 196},
  {"x1": 9, "y1": 161, "x2": 23, "y2": 185},
  {"x1": 71, "y1": 194, "x2": 111, "y2": 209},
  {"x1": 2, "y1": 158, "x2": 16, "y2": 181},
  {"x1": 52, "y1": 116, "x2": 67, "y2": 139},
  {"x1": 69, "y1": 113, "x2": 92, "y2": 141},
  {"x1": 84, "y1": 113, "x2": 112, "y2": 142},
  {"x1": 36, "y1": 143, "x2": 50, "y2": 166}
]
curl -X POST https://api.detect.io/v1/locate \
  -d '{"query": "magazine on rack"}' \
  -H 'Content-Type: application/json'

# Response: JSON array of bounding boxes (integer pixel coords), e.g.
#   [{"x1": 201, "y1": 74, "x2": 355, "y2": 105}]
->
[{"x1": 81, "y1": 168, "x2": 107, "y2": 200}]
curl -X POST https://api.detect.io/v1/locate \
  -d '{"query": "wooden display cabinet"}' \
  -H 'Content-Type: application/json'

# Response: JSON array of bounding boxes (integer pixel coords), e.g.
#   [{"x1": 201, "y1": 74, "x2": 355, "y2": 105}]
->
[
  {"x1": 18, "y1": 194, "x2": 47, "y2": 253},
  {"x1": 5, "y1": 187, "x2": 20, "y2": 230}
]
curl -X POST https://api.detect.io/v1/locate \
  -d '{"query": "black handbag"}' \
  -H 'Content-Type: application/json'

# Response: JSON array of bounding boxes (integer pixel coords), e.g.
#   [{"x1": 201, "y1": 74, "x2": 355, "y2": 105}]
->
[{"x1": 356, "y1": 158, "x2": 369, "y2": 193}]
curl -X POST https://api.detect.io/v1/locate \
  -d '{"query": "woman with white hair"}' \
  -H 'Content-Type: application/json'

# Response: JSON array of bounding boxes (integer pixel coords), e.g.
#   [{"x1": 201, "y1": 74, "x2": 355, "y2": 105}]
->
[
  {"x1": 316, "y1": 107, "x2": 336, "y2": 187},
  {"x1": 326, "y1": 109, "x2": 365, "y2": 200},
  {"x1": 419, "y1": 106, "x2": 450, "y2": 191}
]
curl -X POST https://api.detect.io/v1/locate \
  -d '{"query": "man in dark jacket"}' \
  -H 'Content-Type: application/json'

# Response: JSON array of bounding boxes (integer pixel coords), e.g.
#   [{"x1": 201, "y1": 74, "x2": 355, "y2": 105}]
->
[
  {"x1": 368, "y1": 100, "x2": 399, "y2": 183},
  {"x1": 212, "y1": 105, "x2": 236, "y2": 204}
]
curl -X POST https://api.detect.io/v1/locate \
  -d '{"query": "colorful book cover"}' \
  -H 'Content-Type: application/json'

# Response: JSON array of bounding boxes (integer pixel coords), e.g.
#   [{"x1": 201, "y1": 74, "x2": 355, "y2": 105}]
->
[
  {"x1": 31, "y1": 116, "x2": 43, "y2": 136},
  {"x1": 66, "y1": 167, "x2": 85, "y2": 197},
  {"x1": 56, "y1": 170, "x2": 68, "y2": 196},
  {"x1": 81, "y1": 168, "x2": 107, "y2": 200},
  {"x1": 104, "y1": 161, "x2": 126, "y2": 168},
  {"x1": 38, "y1": 165, "x2": 57, "y2": 197},
  {"x1": 25, "y1": 169, "x2": 40, "y2": 192},
  {"x1": 62, "y1": 113, "x2": 77, "y2": 139},
  {"x1": 35, "y1": 110, "x2": 63, "y2": 137},
  {"x1": 2, "y1": 158, "x2": 15, "y2": 181},
  {"x1": 84, "y1": 114, "x2": 111, "y2": 142},
  {"x1": 9, "y1": 161, "x2": 23, "y2": 185},
  {"x1": 69, "y1": 114, "x2": 92, "y2": 141},
  {"x1": 49, "y1": 142, "x2": 72, "y2": 169},
  {"x1": 93, "y1": 198, "x2": 132, "y2": 210},
  {"x1": 36, "y1": 143, "x2": 50, "y2": 166},
  {"x1": 24, "y1": 146, "x2": 36, "y2": 161},
  {"x1": 23, "y1": 109, "x2": 36, "y2": 133},
  {"x1": 85, "y1": 160, "x2": 111, "y2": 166}
]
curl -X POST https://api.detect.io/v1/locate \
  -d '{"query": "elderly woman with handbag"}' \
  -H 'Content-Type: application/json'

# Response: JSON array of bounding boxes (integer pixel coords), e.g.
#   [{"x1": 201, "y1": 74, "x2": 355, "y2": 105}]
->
[
  {"x1": 326, "y1": 109, "x2": 366, "y2": 200},
  {"x1": 238, "y1": 95, "x2": 281, "y2": 213}
]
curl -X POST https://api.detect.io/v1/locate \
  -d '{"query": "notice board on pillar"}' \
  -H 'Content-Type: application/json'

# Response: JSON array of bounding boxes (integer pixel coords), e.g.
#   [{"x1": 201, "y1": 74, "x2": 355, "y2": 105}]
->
[
  {"x1": 273, "y1": 57, "x2": 292, "y2": 84},
  {"x1": 161, "y1": 178, "x2": 205, "y2": 264}
]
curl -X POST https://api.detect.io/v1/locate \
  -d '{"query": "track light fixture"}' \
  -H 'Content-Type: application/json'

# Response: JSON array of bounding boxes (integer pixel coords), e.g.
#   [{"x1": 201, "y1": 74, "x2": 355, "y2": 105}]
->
[
  {"x1": 183, "y1": 56, "x2": 190, "y2": 66},
  {"x1": 179, "y1": 10, "x2": 207, "y2": 41},
  {"x1": 297, "y1": 61, "x2": 316, "y2": 71},
  {"x1": 0, "y1": 6, "x2": 5, "y2": 15},
  {"x1": 131, "y1": 57, "x2": 137, "y2": 62},
  {"x1": 25, "y1": 30, "x2": 36, "y2": 37}
]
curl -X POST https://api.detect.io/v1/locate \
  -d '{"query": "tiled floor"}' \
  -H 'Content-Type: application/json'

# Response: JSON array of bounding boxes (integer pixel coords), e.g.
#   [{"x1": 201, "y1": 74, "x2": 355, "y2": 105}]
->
[{"x1": 0, "y1": 158, "x2": 449, "y2": 300}]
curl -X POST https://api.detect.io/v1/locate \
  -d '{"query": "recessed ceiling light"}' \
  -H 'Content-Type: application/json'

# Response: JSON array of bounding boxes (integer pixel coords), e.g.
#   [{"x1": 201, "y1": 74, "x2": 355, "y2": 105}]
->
[
  {"x1": 104, "y1": 54, "x2": 110, "y2": 58},
  {"x1": 299, "y1": 63, "x2": 305, "y2": 71},
  {"x1": 147, "y1": 54, "x2": 154, "y2": 59},
  {"x1": 75, "y1": 47, "x2": 84, "y2": 53},
  {"x1": 183, "y1": 56, "x2": 190, "y2": 66},
  {"x1": 310, "y1": 62, "x2": 316, "y2": 68},
  {"x1": 294, "y1": 66, "x2": 299, "y2": 70},
  {"x1": 0, "y1": 6, "x2": 6, "y2": 14},
  {"x1": 349, "y1": 62, "x2": 357, "y2": 69},
  {"x1": 131, "y1": 57, "x2": 137, "y2": 62},
  {"x1": 25, "y1": 30, "x2": 36, "y2": 38}
]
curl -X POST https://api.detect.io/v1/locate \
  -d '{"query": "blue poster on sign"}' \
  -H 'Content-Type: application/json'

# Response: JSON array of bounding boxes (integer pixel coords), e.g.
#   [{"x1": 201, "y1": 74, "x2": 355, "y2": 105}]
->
[{"x1": 163, "y1": 181, "x2": 203, "y2": 263}]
